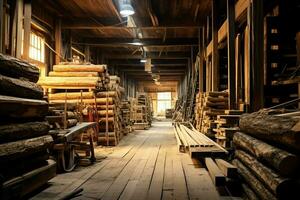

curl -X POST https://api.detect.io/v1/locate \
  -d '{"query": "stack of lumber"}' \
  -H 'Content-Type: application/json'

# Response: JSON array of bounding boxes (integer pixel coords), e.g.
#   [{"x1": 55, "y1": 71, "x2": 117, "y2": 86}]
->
[
  {"x1": 214, "y1": 110, "x2": 243, "y2": 148},
  {"x1": 132, "y1": 93, "x2": 153, "y2": 129},
  {"x1": 173, "y1": 123, "x2": 228, "y2": 158},
  {"x1": 97, "y1": 75, "x2": 123, "y2": 146},
  {"x1": 0, "y1": 54, "x2": 56, "y2": 199},
  {"x1": 233, "y1": 110, "x2": 300, "y2": 200},
  {"x1": 165, "y1": 108, "x2": 175, "y2": 119},
  {"x1": 120, "y1": 100, "x2": 133, "y2": 135},
  {"x1": 195, "y1": 91, "x2": 229, "y2": 137}
]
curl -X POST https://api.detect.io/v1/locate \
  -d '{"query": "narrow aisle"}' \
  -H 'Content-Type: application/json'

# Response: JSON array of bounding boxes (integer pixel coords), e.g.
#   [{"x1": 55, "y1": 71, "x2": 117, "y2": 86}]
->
[{"x1": 32, "y1": 121, "x2": 219, "y2": 200}]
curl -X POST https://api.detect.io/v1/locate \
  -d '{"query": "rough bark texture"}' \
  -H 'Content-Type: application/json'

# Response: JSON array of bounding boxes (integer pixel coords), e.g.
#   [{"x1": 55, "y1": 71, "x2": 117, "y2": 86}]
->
[
  {"x1": 0, "y1": 95, "x2": 48, "y2": 119},
  {"x1": 0, "y1": 135, "x2": 53, "y2": 163},
  {"x1": 0, "y1": 53, "x2": 40, "y2": 82},
  {"x1": 233, "y1": 132, "x2": 299, "y2": 176},
  {"x1": 0, "y1": 75, "x2": 43, "y2": 99},
  {"x1": 236, "y1": 150, "x2": 292, "y2": 197},
  {"x1": 49, "y1": 97, "x2": 113, "y2": 105},
  {"x1": 239, "y1": 111, "x2": 300, "y2": 152},
  {"x1": 0, "y1": 122, "x2": 50, "y2": 144},
  {"x1": 232, "y1": 159, "x2": 276, "y2": 200},
  {"x1": 242, "y1": 184, "x2": 259, "y2": 200},
  {"x1": 38, "y1": 77, "x2": 99, "y2": 88},
  {"x1": 49, "y1": 71, "x2": 99, "y2": 77}
]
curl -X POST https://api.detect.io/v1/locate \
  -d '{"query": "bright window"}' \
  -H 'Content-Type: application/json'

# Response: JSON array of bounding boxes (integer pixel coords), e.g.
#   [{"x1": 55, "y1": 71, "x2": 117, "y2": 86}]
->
[
  {"x1": 22, "y1": 31, "x2": 45, "y2": 63},
  {"x1": 157, "y1": 92, "x2": 172, "y2": 115}
]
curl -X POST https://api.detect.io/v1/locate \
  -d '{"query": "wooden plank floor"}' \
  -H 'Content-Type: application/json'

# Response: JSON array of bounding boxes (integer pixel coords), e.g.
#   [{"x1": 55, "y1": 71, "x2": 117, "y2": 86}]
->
[{"x1": 31, "y1": 121, "x2": 220, "y2": 200}]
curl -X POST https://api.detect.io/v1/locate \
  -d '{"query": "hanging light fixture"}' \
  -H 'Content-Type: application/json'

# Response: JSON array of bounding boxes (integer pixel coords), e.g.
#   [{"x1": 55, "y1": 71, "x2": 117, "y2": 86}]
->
[{"x1": 119, "y1": 0, "x2": 135, "y2": 17}]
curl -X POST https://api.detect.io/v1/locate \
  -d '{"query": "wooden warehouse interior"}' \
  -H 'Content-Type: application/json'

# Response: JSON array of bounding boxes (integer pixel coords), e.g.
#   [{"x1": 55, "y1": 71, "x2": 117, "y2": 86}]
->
[{"x1": 0, "y1": 0, "x2": 300, "y2": 199}]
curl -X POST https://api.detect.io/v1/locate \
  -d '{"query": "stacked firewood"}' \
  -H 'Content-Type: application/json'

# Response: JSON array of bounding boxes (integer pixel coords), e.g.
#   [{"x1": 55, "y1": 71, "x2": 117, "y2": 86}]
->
[
  {"x1": 0, "y1": 54, "x2": 56, "y2": 199},
  {"x1": 195, "y1": 91, "x2": 229, "y2": 137},
  {"x1": 97, "y1": 75, "x2": 124, "y2": 146},
  {"x1": 120, "y1": 100, "x2": 133, "y2": 135},
  {"x1": 233, "y1": 110, "x2": 300, "y2": 200}
]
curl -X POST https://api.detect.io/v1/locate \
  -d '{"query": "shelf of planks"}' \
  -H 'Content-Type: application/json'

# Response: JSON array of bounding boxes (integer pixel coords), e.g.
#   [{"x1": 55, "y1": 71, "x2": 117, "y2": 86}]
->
[
  {"x1": 120, "y1": 100, "x2": 134, "y2": 135},
  {"x1": 233, "y1": 110, "x2": 300, "y2": 199},
  {"x1": 0, "y1": 54, "x2": 56, "y2": 199},
  {"x1": 131, "y1": 93, "x2": 153, "y2": 130},
  {"x1": 195, "y1": 91, "x2": 229, "y2": 137},
  {"x1": 213, "y1": 110, "x2": 243, "y2": 148},
  {"x1": 38, "y1": 63, "x2": 111, "y2": 144},
  {"x1": 97, "y1": 75, "x2": 124, "y2": 146},
  {"x1": 173, "y1": 123, "x2": 228, "y2": 158}
]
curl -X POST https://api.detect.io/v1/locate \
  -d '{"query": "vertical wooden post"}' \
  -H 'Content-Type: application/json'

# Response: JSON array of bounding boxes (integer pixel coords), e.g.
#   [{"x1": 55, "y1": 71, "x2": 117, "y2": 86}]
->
[
  {"x1": 202, "y1": 26, "x2": 206, "y2": 92},
  {"x1": 84, "y1": 45, "x2": 90, "y2": 62},
  {"x1": 227, "y1": 0, "x2": 236, "y2": 109},
  {"x1": 0, "y1": 0, "x2": 4, "y2": 53},
  {"x1": 251, "y1": 0, "x2": 264, "y2": 111},
  {"x1": 211, "y1": 0, "x2": 219, "y2": 91},
  {"x1": 23, "y1": 0, "x2": 31, "y2": 60},
  {"x1": 199, "y1": 27, "x2": 204, "y2": 92},
  {"x1": 235, "y1": 34, "x2": 242, "y2": 107},
  {"x1": 55, "y1": 18, "x2": 61, "y2": 64},
  {"x1": 15, "y1": 0, "x2": 23, "y2": 58},
  {"x1": 68, "y1": 30, "x2": 72, "y2": 60},
  {"x1": 296, "y1": 32, "x2": 300, "y2": 66}
]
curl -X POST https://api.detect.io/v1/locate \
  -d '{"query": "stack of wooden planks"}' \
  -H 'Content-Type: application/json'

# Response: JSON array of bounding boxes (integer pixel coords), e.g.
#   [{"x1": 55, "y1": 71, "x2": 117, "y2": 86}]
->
[
  {"x1": 120, "y1": 100, "x2": 133, "y2": 135},
  {"x1": 173, "y1": 123, "x2": 228, "y2": 158},
  {"x1": 0, "y1": 54, "x2": 56, "y2": 199},
  {"x1": 195, "y1": 91, "x2": 229, "y2": 137},
  {"x1": 213, "y1": 110, "x2": 243, "y2": 148},
  {"x1": 132, "y1": 93, "x2": 153, "y2": 130},
  {"x1": 233, "y1": 110, "x2": 300, "y2": 199},
  {"x1": 97, "y1": 75, "x2": 123, "y2": 146}
]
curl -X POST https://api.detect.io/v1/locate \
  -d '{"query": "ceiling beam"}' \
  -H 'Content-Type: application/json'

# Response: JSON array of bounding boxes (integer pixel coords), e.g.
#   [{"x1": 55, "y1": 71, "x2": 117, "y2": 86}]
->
[
  {"x1": 73, "y1": 38, "x2": 199, "y2": 47},
  {"x1": 103, "y1": 52, "x2": 190, "y2": 59}
]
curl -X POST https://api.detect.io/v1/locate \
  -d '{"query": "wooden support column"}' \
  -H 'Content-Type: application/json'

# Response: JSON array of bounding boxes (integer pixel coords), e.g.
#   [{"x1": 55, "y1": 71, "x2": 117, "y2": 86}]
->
[
  {"x1": 15, "y1": 0, "x2": 23, "y2": 58},
  {"x1": 23, "y1": 0, "x2": 31, "y2": 60},
  {"x1": 68, "y1": 30, "x2": 72, "y2": 60},
  {"x1": 251, "y1": 0, "x2": 264, "y2": 111},
  {"x1": 202, "y1": 26, "x2": 206, "y2": 92},
  {"x1": 296, "y1": 32, "x2": 300, "y2": 66},
  {"x1": 55, "y1": 18, "x2": 62, "y2": 64},
  {"x1": 235, "y1": 34, "x2": 242, "y2": 107},
  {"x1": 0, "y1": 0, "x2": 4, "y2": 53},
  {"x1": 227, "y1": 0, "x2": 236, "y2": 109},
  {"x1": 211, "y1": 0, "x2": 219, "y2": 91},
  {"x1": 84, "y1": 45, "x2": 90, "y2": 62},
  {"x1": 199, "y1": 27, "x2": 204, "y2": 92}
]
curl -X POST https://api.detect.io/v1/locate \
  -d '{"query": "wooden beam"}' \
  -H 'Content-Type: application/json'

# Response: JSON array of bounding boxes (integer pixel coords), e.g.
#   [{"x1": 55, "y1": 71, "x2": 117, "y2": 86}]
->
[
  {"x1": 296, "y1": 32, "x2": 300, "y2": 66},
  {"x1": 0, "y1": 0, "x2": 4, "y2": 53},
  {"x1": 199, "y1": 28, "x2": 204, "y2": 92},
  {"x1": 147, "y1": 0, "x2": 159, "y2": 26},
  {"x1": 103, "y1": 52, "x2": 190, "y2": 59},
  {"x1": 235, "y1": 34, "x2": 242, "y2": 106},
  {"x1": 211, "y1": 0, "x2": 219, "y2": 91},
  {"x1": 15, "y1": 0, "x2": 23, "y2": 59},
  {"x1": 55, "y1": 18, "x2": 62, "y2": 65},
  {"x1": 251, "y1": 0, "x2": 264, "y2": 111},
  {"x1": 84, "y1": 45, "x2": 90, "y2": 62},
  {"x1": 227, "y1": 0, "x2": 236, "y2": 109},
  {"x1": 23, "y1": 0, "x2": 31, "y2": 60}
]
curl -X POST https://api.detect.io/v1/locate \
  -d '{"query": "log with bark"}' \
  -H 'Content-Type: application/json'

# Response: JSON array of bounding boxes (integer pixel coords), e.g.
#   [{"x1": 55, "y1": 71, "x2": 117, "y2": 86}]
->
[
  {"x1": 0, "y1": 74, "x2": 43, "y2": 99},
  {"x1": 0, "y1": 135, "x2": 53, "y2": 163},
  {"x1": 242, "y1": 184, "x2": 259, "y2": 200},
  {"x1": 48, "y1": 91, "x2": 94, "y2": 100},
  {"x1": 232, "y1": 159, "x2": 276, "y2": 200},
  {"x1": 233, "y1": 132, "x2": 299, "y2": 176},
  {"x1": 0, "y1": 53, "x2": 40, "y2": 82},
  {"x1": 0, "y1": 122, "x2": 50, "y2": 144},
  {"x1": 97, "y1": 110, "x2": 114, "y2": 117},
  {"x1": 49, "y1": 97, "x2": 113, "y2": 105},
  {"x1": 49, "y1": 71, "x2": 99, "y2": 77},
  {"x1": 38, "y1": 77, "x2": 100, "y2": 89},
  {"x1": 53, "y1": 64, "x2": 106, "y2": 72},
  {"x1": 235, "y1": 150, "x2": 293, "y2": 197},
  {"x1": 239, "y1": 111, "x2": 300, "y2": 152},
  {"x1": 0, "y1": 95, "x2": 48, "y2": 119},
  {"x1": 96, "y1": 91, "x2": 117, "y2": 98}
]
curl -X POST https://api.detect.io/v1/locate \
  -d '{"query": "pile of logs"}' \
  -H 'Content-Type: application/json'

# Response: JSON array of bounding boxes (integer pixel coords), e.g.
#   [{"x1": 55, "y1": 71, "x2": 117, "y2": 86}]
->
[
  {"x1": 195, "y1": 91, "x2": 229, "y2": 137},
  {"x1": 173, "y1": 123, "x2": 227, "y2": 158},
  {"x1": 120, "y1": 100, "x2": 133, "y2": 135},
  {"x1": 132, "y1": 93, "x2": 153, "y2": 129},
  {"x1": 97, "y1": 75, "x2": 124, "y2": 146},
  {"x1": 233, "y1": 110, "x2": 300, "y2": 199},
  {"x1": 0, "y1": 54, "x2": 56, "y2": 199}
]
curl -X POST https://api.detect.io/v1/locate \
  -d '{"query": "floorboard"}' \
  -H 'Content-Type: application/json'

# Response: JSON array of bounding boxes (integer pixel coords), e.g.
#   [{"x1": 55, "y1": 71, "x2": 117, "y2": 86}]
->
[{"x1": 31, "y1": 121, "x2": 221, "y2": 200}]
